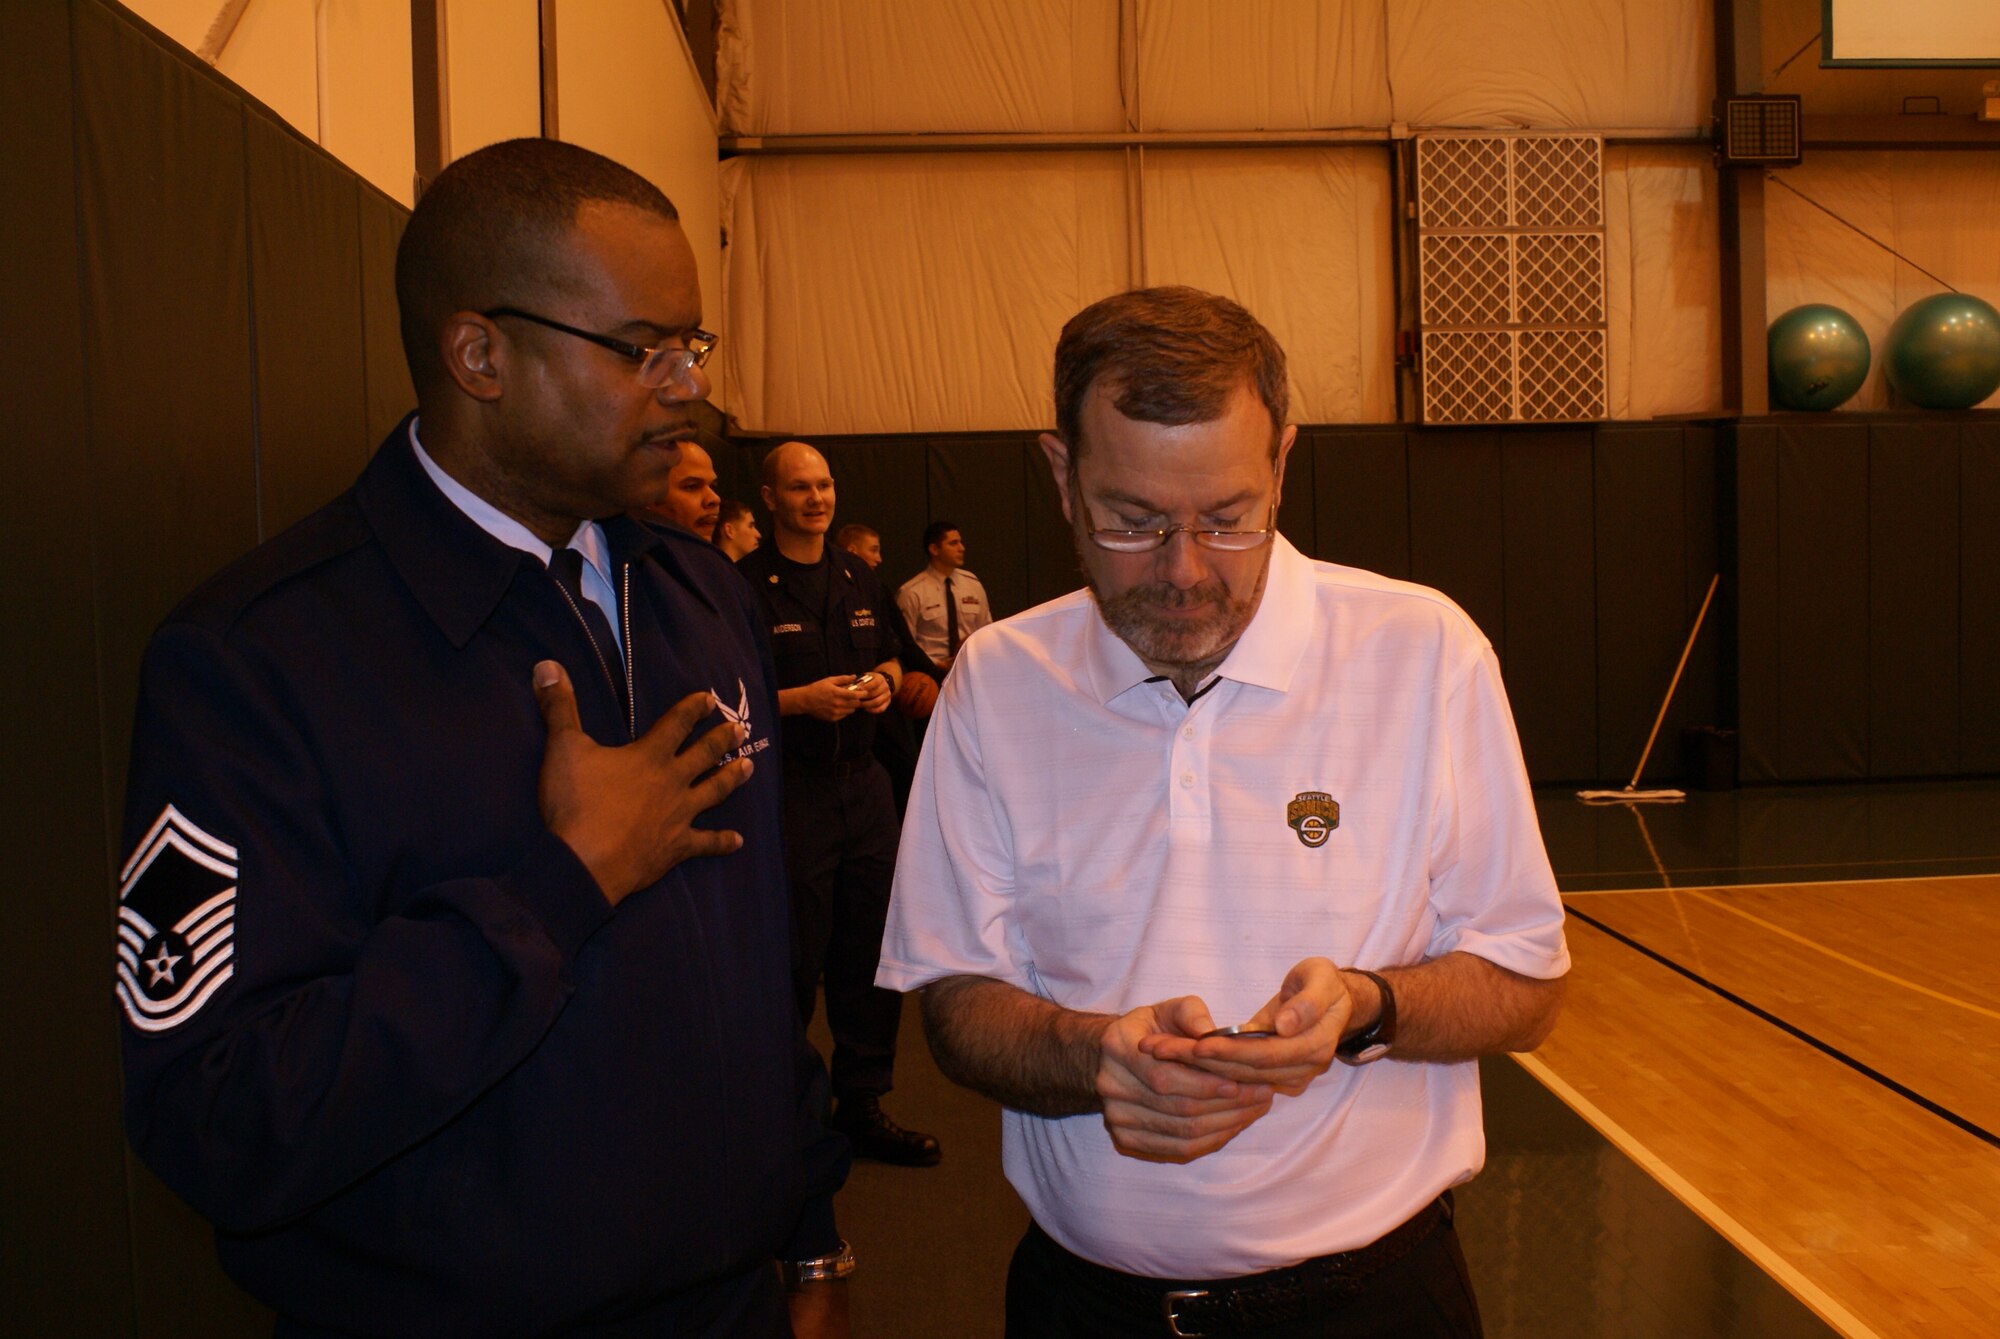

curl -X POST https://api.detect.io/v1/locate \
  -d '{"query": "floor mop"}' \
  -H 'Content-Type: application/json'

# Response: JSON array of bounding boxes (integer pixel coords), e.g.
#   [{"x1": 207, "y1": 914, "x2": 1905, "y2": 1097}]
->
[{"x1": 1577, "y1": 573, "x2": 1721, "y2": 805}]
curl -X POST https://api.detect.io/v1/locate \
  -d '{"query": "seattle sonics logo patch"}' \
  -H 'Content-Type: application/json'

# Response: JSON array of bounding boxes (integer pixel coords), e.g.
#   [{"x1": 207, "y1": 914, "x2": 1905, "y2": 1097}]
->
[
  {"x1": 116, "y1": 805, "x2": 239, "y2": 1032},
  {"x1": 1287, "y1": 791, "x2": 1340, "y2": 848}
]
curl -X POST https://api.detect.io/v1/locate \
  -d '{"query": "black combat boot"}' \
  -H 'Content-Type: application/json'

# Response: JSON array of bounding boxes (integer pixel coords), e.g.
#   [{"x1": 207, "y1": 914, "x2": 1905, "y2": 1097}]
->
[{"x1": 830, "y1": 1096, "x2": 942, "y2": 1167}]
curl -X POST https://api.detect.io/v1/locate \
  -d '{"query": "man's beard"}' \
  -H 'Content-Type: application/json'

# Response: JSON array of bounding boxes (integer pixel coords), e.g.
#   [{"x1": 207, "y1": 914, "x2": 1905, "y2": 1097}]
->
[{"x1": 1081, "y1": 548, "x2": 1270, "y2": 673}]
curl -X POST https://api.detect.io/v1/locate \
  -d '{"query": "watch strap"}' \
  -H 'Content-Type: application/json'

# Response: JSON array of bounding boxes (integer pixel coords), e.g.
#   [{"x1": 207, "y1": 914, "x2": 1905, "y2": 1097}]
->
[{"x1": 1336, "y1": 968, "x2": 1397, "y2": 1063}]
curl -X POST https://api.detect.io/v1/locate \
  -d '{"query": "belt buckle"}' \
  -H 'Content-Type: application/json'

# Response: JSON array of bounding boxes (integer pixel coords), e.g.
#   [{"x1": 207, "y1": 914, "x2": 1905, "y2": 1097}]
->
[{"x1": 1162, "y1": 1288, "x2": 1211, "y2": 1338}]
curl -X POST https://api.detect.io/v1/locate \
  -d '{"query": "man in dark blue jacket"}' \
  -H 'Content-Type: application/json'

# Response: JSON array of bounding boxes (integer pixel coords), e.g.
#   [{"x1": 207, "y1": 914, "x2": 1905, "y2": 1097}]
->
[{"x1": 115, "y1": 138, "x2": 849, "y2": 1337}]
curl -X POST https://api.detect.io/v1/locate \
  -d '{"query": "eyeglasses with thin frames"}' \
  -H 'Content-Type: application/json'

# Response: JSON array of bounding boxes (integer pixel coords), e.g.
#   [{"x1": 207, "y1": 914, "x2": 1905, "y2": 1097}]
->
[
  {"x1": 482, "y1": 307, "x2": 717, "y2": 388},
  {"x1": 1079, "y1": 494, "x2": 1279, "y2": 553}
]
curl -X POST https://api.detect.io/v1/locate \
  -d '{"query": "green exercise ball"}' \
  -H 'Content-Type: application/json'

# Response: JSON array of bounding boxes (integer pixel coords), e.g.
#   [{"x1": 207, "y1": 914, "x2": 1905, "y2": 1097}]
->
[
  {"x1": 1767, "y1": 304, "x2": 1870, "y2": 411},
  {"x1": 1882, "y1": 293, "x2": 2000, "y2": 410}
]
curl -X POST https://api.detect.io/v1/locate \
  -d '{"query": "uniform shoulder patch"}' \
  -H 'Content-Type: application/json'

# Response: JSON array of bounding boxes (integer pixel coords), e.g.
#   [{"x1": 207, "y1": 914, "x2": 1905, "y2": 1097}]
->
[{"x1": 116, "y1": 804, "x2": 239, "y2": 1033}]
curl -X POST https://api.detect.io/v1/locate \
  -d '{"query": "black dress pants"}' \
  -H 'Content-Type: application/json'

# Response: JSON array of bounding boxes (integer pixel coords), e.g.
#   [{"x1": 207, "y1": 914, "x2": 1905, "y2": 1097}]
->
[
  {"x1": 780, "y1": 759, "x2": 903, "y2": 1101},
  {"x1": 1003, "y1": 1208, "x2": 1484, "y2": 1339},
  {"x1": 273, "y1": 1259, "x2": 788, "y2": 1338}
]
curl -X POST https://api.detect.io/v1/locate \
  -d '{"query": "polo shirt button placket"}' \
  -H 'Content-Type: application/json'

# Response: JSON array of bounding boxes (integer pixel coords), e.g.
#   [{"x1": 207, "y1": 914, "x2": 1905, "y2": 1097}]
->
[{"x1": 1170, "y1": 699, "x2": 1210, "y2": 824}]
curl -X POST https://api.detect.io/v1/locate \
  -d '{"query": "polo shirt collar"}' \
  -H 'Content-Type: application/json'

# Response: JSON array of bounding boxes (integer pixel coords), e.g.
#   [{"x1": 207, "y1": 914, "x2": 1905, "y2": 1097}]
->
[
  {"x1": 1214, "y1": 534, "x2": 1316, "y2": 693},
  {"x1": 1082, "y1": 535, "x2": 1317, "y2": 705}
]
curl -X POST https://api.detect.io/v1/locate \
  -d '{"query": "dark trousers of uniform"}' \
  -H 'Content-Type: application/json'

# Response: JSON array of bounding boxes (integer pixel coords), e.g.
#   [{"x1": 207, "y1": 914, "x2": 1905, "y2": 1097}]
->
[
  {"x1": 1003, "y1": 1199, "x2": 1483, "y2": 1339},
  {"x1": 780, "y1": 757, "x2": 903, "y2": 1101},
  {"x1": 871, "y1": 708, "x2": 922, "y2": 821},
  {"x1": 274, "y1": 1260, "x2": 787, "y2": 1338}
]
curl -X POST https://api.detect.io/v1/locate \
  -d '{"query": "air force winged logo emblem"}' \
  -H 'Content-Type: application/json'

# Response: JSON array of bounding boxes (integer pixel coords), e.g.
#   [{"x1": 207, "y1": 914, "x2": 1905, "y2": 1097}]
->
[
  {"x1": 716, "y1": 678, "x2": 751, "y2": 734},
  {"x1": 116, "y1": 805, "x2": 239, "y2": 1032},
  {"x1": 712, "y1": 683, "x2": 772, "y2": 767},
  {"x1": 1286, "y1": 791, "x2": 1340, "y2": 848},
  {"x1": 714, "y1": 677, "x2": 771, "y2": 763}
]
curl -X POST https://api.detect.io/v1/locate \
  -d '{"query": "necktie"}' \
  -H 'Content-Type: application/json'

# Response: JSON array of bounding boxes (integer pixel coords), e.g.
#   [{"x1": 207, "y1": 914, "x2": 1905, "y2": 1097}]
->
[
  {"x1": 547, "y1": 547, "x2": 627, "y2": 716},
  {"x1": 944, "y1": 575, "x2": 962, "y2": 658}
]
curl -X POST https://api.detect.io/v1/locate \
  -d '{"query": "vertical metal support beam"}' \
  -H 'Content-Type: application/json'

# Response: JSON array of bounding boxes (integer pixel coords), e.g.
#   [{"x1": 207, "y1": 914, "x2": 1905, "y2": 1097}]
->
[
  {"x1": 1118, "y1": 0, "x2": 1142, "y2": 287},
  {"x1": 410, "y1": 0, "x2": 449, "y2": 197},
  {"x1": 1387, "y1": 135, "x2": 1414, "y2": 424},
  {"x1": 1718, "y1": 172, "x2": 1768, "y2": 415},
  {"x1": 539, "y1": 0, "x2": 560, "y2": 139},
  {"x1": 1715, "y1": 0, "x2": 1769, "y2": 414}
]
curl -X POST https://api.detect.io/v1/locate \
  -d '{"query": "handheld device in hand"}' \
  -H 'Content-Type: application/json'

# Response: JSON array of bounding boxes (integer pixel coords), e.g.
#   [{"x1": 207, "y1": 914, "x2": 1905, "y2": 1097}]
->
[
  {"x1": 848, "y1": 673, "x2": 877, "y2": 690},
  {"x1": 1200, "y1": 1024, "x2": 1279, "y2": 1040}
]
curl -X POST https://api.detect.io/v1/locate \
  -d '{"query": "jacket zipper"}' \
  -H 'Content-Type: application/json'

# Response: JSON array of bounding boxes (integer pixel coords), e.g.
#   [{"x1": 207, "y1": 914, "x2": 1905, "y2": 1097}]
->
[
  {"x1": 620, "y1": 563, "x2": 636, "y2": 740},
  {"x1": 549, "y1": 565, "x2": 636, "y2": 742}
]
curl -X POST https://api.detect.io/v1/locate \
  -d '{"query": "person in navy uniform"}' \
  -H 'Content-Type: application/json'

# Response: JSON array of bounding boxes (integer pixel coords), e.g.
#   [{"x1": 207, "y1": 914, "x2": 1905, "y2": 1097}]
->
[
  {"x1": 738, "y1": 443, "x2": 942, "y2": 1167},
  {"x1": 114, "y1": 138, "x2": 851, "y2": 1338},
  {"x1": 837, "y1": 522, "x2": 939, "y2": 821}
]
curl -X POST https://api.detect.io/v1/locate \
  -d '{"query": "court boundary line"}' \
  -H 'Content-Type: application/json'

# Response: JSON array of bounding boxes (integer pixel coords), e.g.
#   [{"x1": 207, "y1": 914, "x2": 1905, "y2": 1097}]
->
[
  {"x1": 1563, "y1": 904, "x2": 2000, "y2": 1149},
  {"x1": 1560, "y1": 869, "x2": 2000, "y2": 895},
  {"x1": 1684, "y1": 890, "x2": 2000, "y2": 1022},
  {"x1": 1511, "y1": 1052, "x2": 1885, "y2": 1339}
]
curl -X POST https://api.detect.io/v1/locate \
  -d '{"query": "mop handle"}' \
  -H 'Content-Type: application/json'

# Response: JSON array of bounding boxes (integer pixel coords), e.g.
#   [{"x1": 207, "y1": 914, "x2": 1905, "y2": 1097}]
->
[{"x1": 1626, "y1": 573, "x2": 1721, "y2": 790}]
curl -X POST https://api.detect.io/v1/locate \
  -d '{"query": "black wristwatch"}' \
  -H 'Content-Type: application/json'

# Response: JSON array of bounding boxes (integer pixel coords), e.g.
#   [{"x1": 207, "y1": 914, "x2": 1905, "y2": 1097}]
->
[{"x1": 1336, "y1": 969, "x2": 1397, "y2": 1064}]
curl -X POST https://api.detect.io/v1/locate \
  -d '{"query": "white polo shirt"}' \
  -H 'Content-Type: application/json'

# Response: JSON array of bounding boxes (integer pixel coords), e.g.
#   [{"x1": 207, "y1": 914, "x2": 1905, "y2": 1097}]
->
[{"x1": 878, "y1": 536, "x2": 1569, "y2": 1279}]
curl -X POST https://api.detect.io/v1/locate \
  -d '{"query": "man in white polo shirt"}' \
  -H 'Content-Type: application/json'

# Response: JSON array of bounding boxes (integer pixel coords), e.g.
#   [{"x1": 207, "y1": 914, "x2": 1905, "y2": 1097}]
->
[{"x1": 878, "y1": 286, "x2": 1569, "y2": 1337}]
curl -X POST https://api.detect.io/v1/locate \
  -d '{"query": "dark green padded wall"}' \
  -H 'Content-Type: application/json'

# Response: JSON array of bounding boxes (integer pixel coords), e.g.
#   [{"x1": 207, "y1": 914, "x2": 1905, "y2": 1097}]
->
[
  {"x1": 735, "y1": 423, "x2": 1730, "y2": 786},
  {"x1": 246, "y1": 111, "x2": 373, "y2": 535},
  {"x1": 2, "y1": 2, "x2": 411, "y2": 1332},
  {"x1": 1734, "y1": 416, "x2": 2000, "y2": 782},
  {"x1": 0, "y1": 1, "x2": 135, "y2": 1334},
  {"x1": 1966, "y1": 426, "x2": 2000, "y2": 774}
]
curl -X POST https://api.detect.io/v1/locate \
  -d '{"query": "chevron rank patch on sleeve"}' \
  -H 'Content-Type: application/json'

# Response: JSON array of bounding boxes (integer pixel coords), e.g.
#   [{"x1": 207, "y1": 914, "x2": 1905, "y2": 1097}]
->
[{"x1": 116, "y1": 804, "x2": 239, "y2": 1033}]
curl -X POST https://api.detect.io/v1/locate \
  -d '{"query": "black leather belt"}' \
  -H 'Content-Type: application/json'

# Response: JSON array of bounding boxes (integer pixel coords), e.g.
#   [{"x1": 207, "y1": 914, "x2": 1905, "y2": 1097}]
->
[{"x1": 1040, "y1": 1194, "x2": 1449, "y2": 1338}]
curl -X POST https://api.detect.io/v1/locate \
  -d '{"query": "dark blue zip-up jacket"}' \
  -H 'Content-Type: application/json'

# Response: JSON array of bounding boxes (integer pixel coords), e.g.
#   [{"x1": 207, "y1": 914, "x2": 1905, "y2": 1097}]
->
[{"x1": 116, "y1": 419, "x2": 844, "y2": 1335}]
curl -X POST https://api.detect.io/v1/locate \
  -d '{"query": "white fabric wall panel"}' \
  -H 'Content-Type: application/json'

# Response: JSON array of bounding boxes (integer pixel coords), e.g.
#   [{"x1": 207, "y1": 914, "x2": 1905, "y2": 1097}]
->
[
  {"x1": 1766, "y1": 154, "x2": 2000, "y2": 410},
  {"x1": 556, "y1": 0, "x2": 727, "y2": 406},
  {"x1": 718, "y1": 0, "x2": 1124, "y2": 133},
  {"x1": 1604, "y1": 148, "x2": 1722, "y2": 418},
  {"x1": 1136, "y1": 150, "x2": 1395, "y2": 423},
  {"x1": 1134, "y1": 3, "x2": 1392, "y2": 129},
  {"x1": 720, "y1": 153, "x2": 1132, "y2": 433},
  {"x1": 445, "y1": 0, "x2": 542, "y2": 159},
  {"x1": 719, "y1": 0, "x2": 1709, "y2": 135},
  {"x1": 713, "y1": 1, "x2": 1741, "y2": 429},
  {"x1": 1383, "y1": 0, "x2": 1710, "y2": 129},
  {"x1": 722, "y1": 146, "x2": 1720, "y2": 431},
  {"x1": 1139, "y1": 0, "x2": 1710, "y2": 131}
]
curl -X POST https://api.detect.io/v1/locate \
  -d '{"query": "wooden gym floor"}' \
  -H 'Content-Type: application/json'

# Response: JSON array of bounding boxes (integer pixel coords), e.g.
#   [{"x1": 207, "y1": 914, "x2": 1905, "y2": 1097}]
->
[
  {"x1": 830, "y1": 779, "x2": 2000, "y2": 1337},
  {"x1": 1522, "y1": 782, "x2": 2000, "y2": 1339}
]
